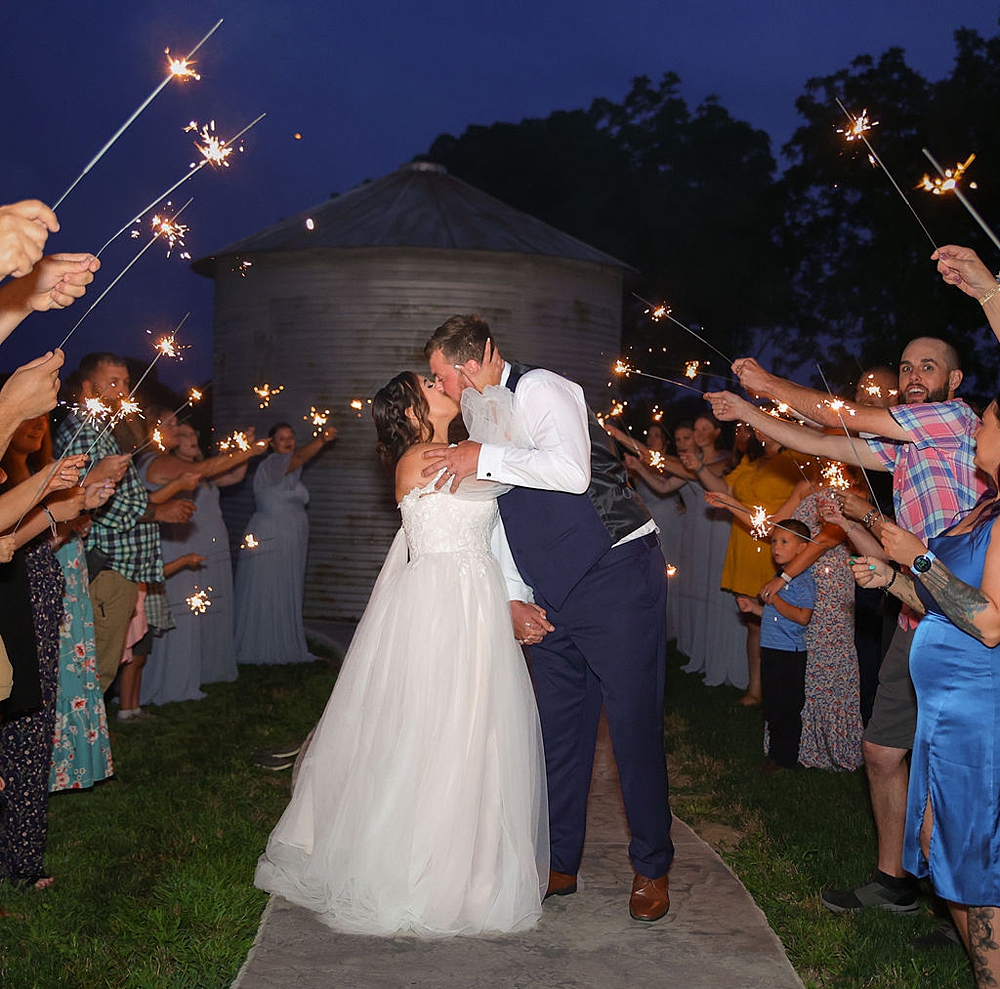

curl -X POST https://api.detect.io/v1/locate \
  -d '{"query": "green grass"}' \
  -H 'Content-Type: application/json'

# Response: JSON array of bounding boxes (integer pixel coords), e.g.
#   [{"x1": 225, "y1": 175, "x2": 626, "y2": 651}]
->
[
  {"x1": 0, "y1": 644, "x2": 973, "y2": 988},
  {"x1": 664, "y1": 651, "x2": 972, "y2": 988}
]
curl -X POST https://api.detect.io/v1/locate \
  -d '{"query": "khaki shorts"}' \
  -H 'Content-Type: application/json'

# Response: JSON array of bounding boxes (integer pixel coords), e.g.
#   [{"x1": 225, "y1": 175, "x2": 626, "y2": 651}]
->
[{"x1": 862, "y1": 623, "x2": 917, "y2": 750}]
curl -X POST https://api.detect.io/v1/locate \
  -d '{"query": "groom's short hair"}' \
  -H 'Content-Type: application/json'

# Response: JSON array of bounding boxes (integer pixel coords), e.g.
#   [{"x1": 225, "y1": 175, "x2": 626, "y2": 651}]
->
[{"x1": 424, "y1": 314, "x2": 494, "y2": 364}]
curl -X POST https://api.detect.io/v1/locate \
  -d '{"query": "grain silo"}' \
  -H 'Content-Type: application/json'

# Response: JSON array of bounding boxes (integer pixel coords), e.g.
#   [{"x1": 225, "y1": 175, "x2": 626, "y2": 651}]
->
[{"x1": 193, "y1": 161, "x2": 632, "y2": 621}]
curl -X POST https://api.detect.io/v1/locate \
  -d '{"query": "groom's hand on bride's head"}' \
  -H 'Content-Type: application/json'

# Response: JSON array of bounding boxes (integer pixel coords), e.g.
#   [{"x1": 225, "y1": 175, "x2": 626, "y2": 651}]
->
[{"x1": 456, "y1": 338, "x2": 504, "y2": 393}]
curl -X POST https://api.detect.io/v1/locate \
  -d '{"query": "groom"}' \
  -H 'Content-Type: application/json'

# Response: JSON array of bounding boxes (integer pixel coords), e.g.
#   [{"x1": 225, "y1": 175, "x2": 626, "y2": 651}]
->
[{"x1": 423, "y1": 314, "x2": 674, "y2": 921}]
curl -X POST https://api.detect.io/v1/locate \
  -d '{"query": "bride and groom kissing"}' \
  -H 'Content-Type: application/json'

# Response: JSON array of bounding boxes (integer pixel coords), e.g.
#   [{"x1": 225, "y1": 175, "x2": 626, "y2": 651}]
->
[{"x1": 255, "y1": 313, "x2": 674, "y2": 936}]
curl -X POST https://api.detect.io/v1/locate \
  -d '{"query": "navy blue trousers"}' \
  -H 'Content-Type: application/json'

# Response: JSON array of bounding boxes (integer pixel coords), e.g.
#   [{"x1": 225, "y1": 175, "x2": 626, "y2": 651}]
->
[{"x1": 529, "y1": 533, "x2": 673, "y2": 879}]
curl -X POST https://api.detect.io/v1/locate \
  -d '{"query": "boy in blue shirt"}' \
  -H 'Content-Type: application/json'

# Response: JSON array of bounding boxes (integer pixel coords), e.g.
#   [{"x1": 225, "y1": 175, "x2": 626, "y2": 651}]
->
[{"x1": 737, "y1": 518, "x2": 816, "y2": 771}]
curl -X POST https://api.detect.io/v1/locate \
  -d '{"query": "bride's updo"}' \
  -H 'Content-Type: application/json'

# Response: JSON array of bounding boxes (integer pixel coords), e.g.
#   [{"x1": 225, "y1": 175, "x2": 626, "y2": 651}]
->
[{"x1": 373, "y1": 371, "x2": 433, "y2": 467}]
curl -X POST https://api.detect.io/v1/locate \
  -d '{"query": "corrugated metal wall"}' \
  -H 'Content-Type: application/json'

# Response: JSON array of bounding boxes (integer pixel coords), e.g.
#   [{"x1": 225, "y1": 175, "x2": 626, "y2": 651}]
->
[{"x1": 212, "y1": 246, "x2": 623, "y2": 620}]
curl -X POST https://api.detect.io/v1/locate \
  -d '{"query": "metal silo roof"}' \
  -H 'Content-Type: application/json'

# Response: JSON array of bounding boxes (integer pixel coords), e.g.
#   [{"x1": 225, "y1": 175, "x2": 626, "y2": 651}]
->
[{"x1": 192, "y1": 161, "x2": 632, "y2": 276}]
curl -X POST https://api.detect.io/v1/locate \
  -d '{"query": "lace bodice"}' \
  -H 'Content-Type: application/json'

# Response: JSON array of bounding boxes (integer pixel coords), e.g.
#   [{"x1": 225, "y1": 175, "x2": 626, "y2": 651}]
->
[{"x1": 399, "y1": 483, "x2": 499, "y2": 559}]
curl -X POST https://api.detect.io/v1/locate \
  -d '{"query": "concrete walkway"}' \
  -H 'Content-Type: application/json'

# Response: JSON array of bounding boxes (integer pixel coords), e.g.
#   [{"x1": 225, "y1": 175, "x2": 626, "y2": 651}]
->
[{"x1": 231, "y1": 624, "x2": 803, "y2": 989}]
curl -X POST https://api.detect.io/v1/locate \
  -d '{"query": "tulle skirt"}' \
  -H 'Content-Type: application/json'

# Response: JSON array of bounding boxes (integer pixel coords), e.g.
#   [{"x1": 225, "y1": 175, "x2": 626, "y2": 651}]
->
[{"x1": 255, "y1": 535, "x2": 548, "y2": 936}]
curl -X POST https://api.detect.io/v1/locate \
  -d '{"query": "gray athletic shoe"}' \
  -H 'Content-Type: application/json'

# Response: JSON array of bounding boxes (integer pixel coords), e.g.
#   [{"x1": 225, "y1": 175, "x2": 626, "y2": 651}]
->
[{"x1": 820, "y1": 874, "x2": 919, "y2": 914}]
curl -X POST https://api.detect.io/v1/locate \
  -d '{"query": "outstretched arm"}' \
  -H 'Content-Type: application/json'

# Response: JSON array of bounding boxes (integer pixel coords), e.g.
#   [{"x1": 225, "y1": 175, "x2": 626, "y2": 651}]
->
[
  {"x1": 730, "y1": 358, "x2": 909, "y2": 438},
  {"x1": 0, "y1": 253, "x2": 100, "y2": 343},
  {"x1": 704, "y1": 391, "x2": 887, "y2": 470}
]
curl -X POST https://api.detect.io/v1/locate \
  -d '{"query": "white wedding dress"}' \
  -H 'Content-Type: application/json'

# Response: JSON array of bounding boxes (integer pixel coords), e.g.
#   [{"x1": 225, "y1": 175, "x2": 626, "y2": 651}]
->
[{"x1": 254, "y1": 475, "x2": 548, "y2": 937}]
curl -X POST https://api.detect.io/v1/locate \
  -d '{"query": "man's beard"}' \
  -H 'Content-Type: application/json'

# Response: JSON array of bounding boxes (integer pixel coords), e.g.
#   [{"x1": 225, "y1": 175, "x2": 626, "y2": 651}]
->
[{"x1": 905, "y1": 382, "x2": 951, "y2": 404}]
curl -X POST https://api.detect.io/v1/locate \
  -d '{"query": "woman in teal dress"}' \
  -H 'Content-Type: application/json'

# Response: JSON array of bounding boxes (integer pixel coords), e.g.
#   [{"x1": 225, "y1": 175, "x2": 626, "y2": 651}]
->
[
  {"x1": 853, "y1": 396, "x2": 1000, "y2": 988},
  {"x1": 50, "y1": 523, "x2": 113, "y2": 791}
]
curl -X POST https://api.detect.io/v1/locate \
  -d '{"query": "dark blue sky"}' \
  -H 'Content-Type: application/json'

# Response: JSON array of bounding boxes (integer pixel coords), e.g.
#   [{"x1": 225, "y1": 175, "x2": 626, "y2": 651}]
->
[{"x1": 1, "y1": 1, "x2": 996, "y2": 390}]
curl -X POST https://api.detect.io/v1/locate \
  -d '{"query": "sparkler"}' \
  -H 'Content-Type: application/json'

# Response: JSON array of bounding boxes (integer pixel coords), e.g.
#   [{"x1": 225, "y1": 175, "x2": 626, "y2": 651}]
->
[
  {"x1": 254, "y1": 383, "x2": 284, "y2": 409},
  {"x1": 242, "y1": 533, "x2": 260, "y2": 549},
  {"x1": 815, "y1": 362, "x2": 883, "y2": 513},
  {"x1": 52, "y1": 19, "x2": 223, "y2": 210},
  {"x1": 218, "y1": 431, "x2": 251, "y2": 452},
  {"x1": 613, "y1": 358, "x2": 705, "y2": 395},
  {"x1": 188, "y1": 120, "x2": 236, "y2": 168},
  {"x1": 633, "y1": 293, "x2": 734, "y2": 366},
  {"x1": 149, "y1": 209, "x2": 191, "y2": 259},
  {"x1": 58, "y1": 199, "x2": 194, "y2": 351},
  {"x1": 151, "y1": 428, "x2": 165, "y2": 452},
  {"x1": 835, "y1": 99, "x2": 937, "y2": 250},
  {"x1": 684, "y1": 360, "x2": 700, "y2": 380},
  {"x1": 665, "y1": 563, "x2": 677, "y2": 578},
  {"x1": 820, "y1": 461, "x2": 851, "y2": 490},
  {"x1": 11, "y1": 398, "x2": 112, "y2": 533},
  {"x1": 648, "y1": 450, "x2": 667, "y2": 472},
  {"x1": 96, "y1": 113, "x2": 266, "y2": 257},
  {"x1": 917, "y1": 154, "x2": 977, "y2": 196},
  {"x1": 129, "y1": 315, "x2": 190, "y2": 398},
  {"x1": 304, "y1": 407, "x2": 331, "y2": 437},
  {"x1": 921, "y1": 148, "x2": 1000, "y2": 254},
  {"x1": 186, "y1": 587, "x2": 213, "y2": 615},
  {"x1": 349, "y1": 398, "x2": 365, "y2": 417}
]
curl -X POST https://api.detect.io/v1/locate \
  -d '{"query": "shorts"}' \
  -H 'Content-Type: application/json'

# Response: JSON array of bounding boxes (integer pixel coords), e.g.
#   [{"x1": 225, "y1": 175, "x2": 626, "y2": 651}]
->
[{"x1": 862, "y1": 623, "x2": 917, "y2": 750}]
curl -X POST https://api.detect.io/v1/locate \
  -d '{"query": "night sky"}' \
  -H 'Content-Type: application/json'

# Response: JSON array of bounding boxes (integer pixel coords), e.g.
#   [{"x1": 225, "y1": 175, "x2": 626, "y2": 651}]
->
[{"x1": 1, "y1": 1, "x2": 996, "y2": 391}]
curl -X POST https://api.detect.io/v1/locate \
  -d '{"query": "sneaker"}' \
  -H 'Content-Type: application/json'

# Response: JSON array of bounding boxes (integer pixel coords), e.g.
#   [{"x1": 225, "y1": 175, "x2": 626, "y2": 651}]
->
[
  {"x1": 909, "y1": 921, "x2": 963, "y2": 951},
  {"x1": 820, "y1": 872, "x2": 919, "y2": 914}
]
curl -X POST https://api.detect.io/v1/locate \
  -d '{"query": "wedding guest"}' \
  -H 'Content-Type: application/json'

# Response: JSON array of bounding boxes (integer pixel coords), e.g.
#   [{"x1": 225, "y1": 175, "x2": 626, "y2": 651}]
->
[{"x1": 235, "y1": 422, "x2": 336, "y2": 665}]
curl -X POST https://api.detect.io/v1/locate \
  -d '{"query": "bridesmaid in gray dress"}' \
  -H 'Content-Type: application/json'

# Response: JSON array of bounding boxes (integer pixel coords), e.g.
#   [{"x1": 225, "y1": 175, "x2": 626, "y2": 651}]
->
[{"x1": 234, "y1": 422, "x2": 336, "y2": 666}]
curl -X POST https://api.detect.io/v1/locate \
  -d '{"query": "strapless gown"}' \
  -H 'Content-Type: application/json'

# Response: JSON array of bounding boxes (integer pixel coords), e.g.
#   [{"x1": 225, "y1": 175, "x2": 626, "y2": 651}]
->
[
  {"x1": 255, "y1": 480, "x2": 548, "y2": 936},
  {"x1": 907, "y1": 509, "x2": 1000, "y2": 904}
]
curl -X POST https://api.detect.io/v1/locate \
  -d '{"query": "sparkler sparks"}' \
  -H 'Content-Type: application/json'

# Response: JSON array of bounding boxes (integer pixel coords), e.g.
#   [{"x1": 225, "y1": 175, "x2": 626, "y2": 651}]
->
[
  {"x1": 349, "y1": 398, "x2": 367, "y2": 417},
  {"x1": 820, "y1": 461, "x2": 851, "y2": 490},
  {"x1": 304, "y1": 407, "x2": 331, "y2": 436},
  {"x1": 253, "y1": 383, "x2": 284, "y2": 409},
  {"x1": 837, "y1": 108, "x2": 878, "y2": 141},
  {"x1": 189, "y1": 388, "x2": 202, "y2": 404},
  {"x1": 150, "y1": 210, "x2": 190, "y2": 258},
  {"x1": 918, "y1": 154, "x2": 976, "y2": 195},
  {"x1": 188, "y1": 119, "x2": 237, "y2": 167},
  {"x1": 151, "y1": 428, "x2": 165, "y2": 452},
  {"x1": 165, "y1": 50, "x2": 201, "y2": 80},
  {"x1": 241, "y1": 534, "x2": 259, "y2": 550},
  {"x1": 186, "y1": 587, "x2": 213, "y2": 615},
  {"x1": 648, "y1": 450, "x2": 666, "y2": 471},
  {"x1": 921, "y1": 147, "x2": 1000, "y2": 254},
  {"x1": 645, "y1": 303, "x2": 671, "y2": 321},
  {"x1": 219, "y1": 431, "x2": 251, "y2": 452},
  {"x1": 684, "y1": 360, "x2": 700, "y2": 380},
  {"x1": 749, "y1": 505, "x2": 771, "y2": 541},
  {"x1": 665, "y1": 563, "x2": 677, "y2": 578}
]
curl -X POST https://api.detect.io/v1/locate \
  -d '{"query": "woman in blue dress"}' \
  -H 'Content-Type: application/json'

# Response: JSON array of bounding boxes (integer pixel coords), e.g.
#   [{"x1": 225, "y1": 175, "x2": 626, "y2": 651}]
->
[
  {"x1": 853, "y1": 396, "x2": 1000, "y2": 988},
  {"x1": 234, "y1": 422, "x2": 336, "y2": 665}
]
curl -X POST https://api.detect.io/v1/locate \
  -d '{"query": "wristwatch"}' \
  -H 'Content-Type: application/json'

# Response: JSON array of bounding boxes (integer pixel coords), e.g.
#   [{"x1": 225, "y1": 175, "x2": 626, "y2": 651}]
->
[{"x1": 912, "y1": 550, "x2": 937, "y2": 574}]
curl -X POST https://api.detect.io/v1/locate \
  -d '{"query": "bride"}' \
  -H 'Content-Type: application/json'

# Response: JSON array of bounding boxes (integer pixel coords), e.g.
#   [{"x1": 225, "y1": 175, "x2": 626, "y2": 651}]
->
[{"x1": 255, "y1": 371, "x2": 548, "y2": 937}]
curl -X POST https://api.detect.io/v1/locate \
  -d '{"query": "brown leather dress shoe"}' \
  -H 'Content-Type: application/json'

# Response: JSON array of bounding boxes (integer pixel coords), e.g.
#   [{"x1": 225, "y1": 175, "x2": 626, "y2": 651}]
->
[
  {"x1": 629, "y1": 873, "x2": 670, "y2": 921},
  {"x1": 544, "y1": 869, "x2": 578, "y2": 899}
]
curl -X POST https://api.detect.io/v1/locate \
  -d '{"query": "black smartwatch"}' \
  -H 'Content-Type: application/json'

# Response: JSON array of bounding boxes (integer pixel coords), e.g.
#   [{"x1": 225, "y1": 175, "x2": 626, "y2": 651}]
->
[{"x1": 912, "y1": 550, "x2": 936, "y2": 575}]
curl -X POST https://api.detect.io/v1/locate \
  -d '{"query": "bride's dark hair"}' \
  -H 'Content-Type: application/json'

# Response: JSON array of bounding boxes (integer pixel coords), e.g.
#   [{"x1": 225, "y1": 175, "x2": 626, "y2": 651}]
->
[{"x1": 373, "y1": 371, "x2": 432, "y2": 467}]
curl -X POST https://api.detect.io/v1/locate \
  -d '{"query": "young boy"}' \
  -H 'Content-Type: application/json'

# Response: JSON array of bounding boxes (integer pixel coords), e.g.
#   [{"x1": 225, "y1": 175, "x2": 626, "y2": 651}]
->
[{"x1": 737, "y1": 519, "x2": 816, "y2": 771}]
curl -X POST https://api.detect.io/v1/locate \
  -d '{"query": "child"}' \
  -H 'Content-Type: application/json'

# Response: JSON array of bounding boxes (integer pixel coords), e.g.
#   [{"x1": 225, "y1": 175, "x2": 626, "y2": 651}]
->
[{"x1": 737, "y1": 518, "x2": 815, "y2": 771}]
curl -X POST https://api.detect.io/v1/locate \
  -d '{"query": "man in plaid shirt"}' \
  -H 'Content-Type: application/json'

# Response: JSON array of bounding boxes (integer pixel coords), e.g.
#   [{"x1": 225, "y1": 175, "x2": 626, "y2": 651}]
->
[
  {"x1": 53, "y1": 353, "x2": 195, "y2": 693},
  {"x1": 706, "y1": 337, "x2": 985, "y2": 918}
]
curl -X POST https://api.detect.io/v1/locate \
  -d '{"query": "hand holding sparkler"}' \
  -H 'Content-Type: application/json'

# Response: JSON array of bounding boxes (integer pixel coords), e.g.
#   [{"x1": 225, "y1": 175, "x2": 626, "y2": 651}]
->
[
  {"x1": 0, "y1": 535, "x2": 15, "y2": 564},
  {"x1": 43, "y1": 485, "x2": 88, "y2": 524},
  {"x1": 0, "y1": 200, "x2": 59, "y2": 278},
  {"x1": 86, "y1": 454, "x2": 131, "y2": 486},
  {"x1": 83, "y1": 479, "x2": 116, "y2": 511},
  {"x1": 931, "y1": 245, "x2": 998, "y2": 301},
  {"x1": 0, "y1": 253, "x2": 101, "y2": 341},
  {"x1": 731, "y1": 357, "x2": 774, "y2": 396},
  {"x1": 0, "y1": 349, "x2": 65, "y2": 421}
]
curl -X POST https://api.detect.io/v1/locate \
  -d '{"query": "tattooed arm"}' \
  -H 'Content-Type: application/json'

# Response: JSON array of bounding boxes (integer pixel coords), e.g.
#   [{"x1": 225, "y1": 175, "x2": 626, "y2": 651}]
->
[
  {"x1": 849, "y1": 555, "x2": 926, "y2": 614},
  {"x1": 881, "y1": 517, "x2": 1000, "y2": 647}
]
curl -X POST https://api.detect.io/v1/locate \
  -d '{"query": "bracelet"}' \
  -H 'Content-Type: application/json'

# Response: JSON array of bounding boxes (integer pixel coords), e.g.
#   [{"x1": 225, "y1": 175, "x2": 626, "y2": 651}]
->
[
  {"x1": 779, "y1": 570, "x2": 793, "y2": 585},
  {"x1": 862, "y1": 509, "x2": 880, "y2": 530},
  {"x1": 845, "y1": 522, "x2": 857, "y2": 536},
  {"x1": 883, "y1": 569, "x2": 897, "y2": 591},
  {"x1": 979, "y1": 281, "x2": 1000, "y2": 307},
  {"x1": 42, "y1": 506, "x2": 58, "y2": 536}
]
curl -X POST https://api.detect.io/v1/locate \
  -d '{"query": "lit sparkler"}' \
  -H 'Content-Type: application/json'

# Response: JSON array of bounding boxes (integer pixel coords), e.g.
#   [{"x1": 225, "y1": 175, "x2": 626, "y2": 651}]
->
[
  {"x1": 58, "y1": 199, "x2": 195, "y2": 350},
  {"x1": 349, "y1": 398, "x2": 365, "y2": 417},
  {"x1": 150, "y1": 209, "x2": 190, "y2": 258},
  {"x1": 684, "y1": 360, "x2": 700, "y2": 380},
  {"x1": 304, "y1": 407, "x2": 331, "y2": 436},
  {"x1": 835, "y1": 99, "x2": 937, "y2": 250},
  {"x1": 254, "y1": 383, "x2": 284, "y2": 409},
  {"x1": 219, "y1": 431, "x2": 251, "y2": 453},
  {"x1": 820, "y1": 461, "x2": 851, "y2": 490},
  {"x1": 52, "y1": 19, "x2": 223, "y2": 210},
  {"x1": 242, "y1": 533, "x2": 260, "y2": 549},
  {"x1": 152, "y1": 428, "x2": 165, "y2": 452},
  {"x1": 189, "y1": 120, "x2": 236, "y2": 168},
  {"x1": 648, "y1": 450, "x2": 666, "y2": 471},
  {"x1": 665, "y1": 563, "x2": 677, "y2": 578},
  {"x1": 612, "y1": 358, "x2": 705, "y2": 395},
  {"x1": 165, "y1": 50, "x2": 201, "y2": 81},
  {"x1": 918, "y1": 154, "x2": 976, "y2": 195},
  {"x1": 186, "y1": 587, "x2": 213, "y2": 615},
  {"x1": 921, "y1": 148, "x2": 1000, "y2": 254},
  {"x1": 96, "y1": 113, "x2": 266, "y2": 258},
  {"x1": 633, "y1": 293, "x2": 734, "y2": 365},
  {"x1": 749, "y1": 505, "x2": 771, "y2": 540}
]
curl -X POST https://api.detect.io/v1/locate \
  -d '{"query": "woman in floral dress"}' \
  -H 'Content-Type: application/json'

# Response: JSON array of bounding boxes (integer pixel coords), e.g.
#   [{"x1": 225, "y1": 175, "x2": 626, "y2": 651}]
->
[{"x1": 50, "y1": 519, "x2": 113, "y2": 792}]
